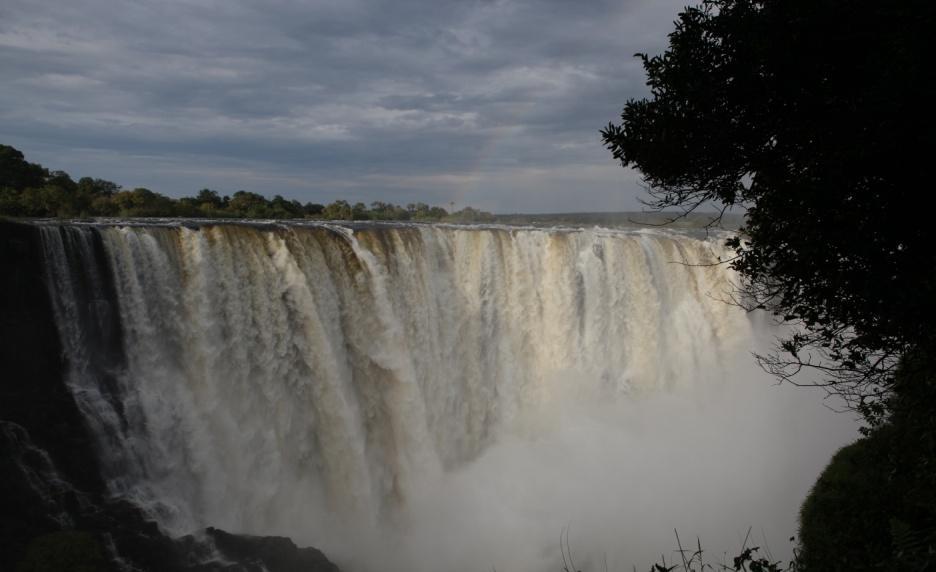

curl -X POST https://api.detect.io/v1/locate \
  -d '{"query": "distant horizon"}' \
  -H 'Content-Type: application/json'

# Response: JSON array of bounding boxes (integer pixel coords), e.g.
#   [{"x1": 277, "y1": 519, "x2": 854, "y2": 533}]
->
[{"x1": 3, "y1": 142, "x2": 747, "y2": 219}]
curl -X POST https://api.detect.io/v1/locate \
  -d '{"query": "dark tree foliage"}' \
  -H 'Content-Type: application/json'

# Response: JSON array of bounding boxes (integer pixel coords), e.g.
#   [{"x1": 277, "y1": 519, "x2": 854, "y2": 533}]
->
[
  {"x1": 0, "y1": 145, "x2": 46, "y2": 190},
  {"x1": 798, "y1": 355, "x2": 936, "y2": 570},
  {"x1": 0, "y1": 144, "x2": 491, "y2": 222},
  {"x1": 304, "y1": 203, "x2": 325, "y2": 216},
  {"x1": 797, "y1": 431, "x2": 893, "y2": 570},
  {"x1": 602, "y1": 0, "x2": 936, "y2": 412}
]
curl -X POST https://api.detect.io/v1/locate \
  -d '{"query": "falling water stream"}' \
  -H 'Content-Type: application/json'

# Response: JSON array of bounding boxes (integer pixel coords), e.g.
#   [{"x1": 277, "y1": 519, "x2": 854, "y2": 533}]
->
[{"x1": 37, "y1": 221, "x2": 855, "y2": 571}]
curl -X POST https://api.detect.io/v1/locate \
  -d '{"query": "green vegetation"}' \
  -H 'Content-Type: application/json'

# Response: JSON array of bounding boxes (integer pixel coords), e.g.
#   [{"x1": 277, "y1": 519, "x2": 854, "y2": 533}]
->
[
  {"x1": 797, "y1": 436, "x2": 892, "y2": 571},
  {"x1": 16, "y1": 531, "x2": 111, "y2": 572},
  {"x1": 643, "y1": 543, "x2": 795, "y2": 572},
  {"x1": 0, "y1": 144, "x2": 494, "y2": 222},
  {"x1": 598, "y1": 531, "x2": 798, "y2": 571},
  {"x1": 799, "y1": 355, "x2": 936, "y2": 571},
  {"x1": 604, "y1": 0, "x2": 936, "y2": 569}
]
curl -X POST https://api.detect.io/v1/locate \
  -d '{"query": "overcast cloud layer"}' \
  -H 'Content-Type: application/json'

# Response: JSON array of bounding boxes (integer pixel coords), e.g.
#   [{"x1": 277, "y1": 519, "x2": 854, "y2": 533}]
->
[{"x1": 0, "y1": 0, "x2": 686, "y2": 212}]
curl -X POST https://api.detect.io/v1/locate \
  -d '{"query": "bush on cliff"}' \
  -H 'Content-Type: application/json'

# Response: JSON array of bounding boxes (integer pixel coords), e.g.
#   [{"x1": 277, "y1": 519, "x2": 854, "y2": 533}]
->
[
  {"x1": 798, "y1": 354, "x2": 936, "y2": 570},
  {"x1": 797, "y1": 434, "x2": 893, "y2": 570}
]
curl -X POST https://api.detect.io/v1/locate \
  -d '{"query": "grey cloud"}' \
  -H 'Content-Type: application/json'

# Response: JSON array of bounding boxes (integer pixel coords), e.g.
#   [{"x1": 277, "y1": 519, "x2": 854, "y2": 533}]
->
[{"x1": 0, "y1": 0, "x2": 685, "y2": 212}]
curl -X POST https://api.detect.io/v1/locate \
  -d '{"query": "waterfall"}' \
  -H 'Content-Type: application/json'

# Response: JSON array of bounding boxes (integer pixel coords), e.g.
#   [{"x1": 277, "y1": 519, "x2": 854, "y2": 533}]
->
[{"x1": 38, "y1": 221, "x2": 766, "y2": 570}]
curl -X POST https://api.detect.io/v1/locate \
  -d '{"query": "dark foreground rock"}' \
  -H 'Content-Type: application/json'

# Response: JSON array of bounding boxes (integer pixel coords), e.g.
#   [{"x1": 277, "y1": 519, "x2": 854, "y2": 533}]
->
[
  {"x1": 202, "y1": 528, "x2": 340, "y2": 572},
  {"x1": 13, "y1": 519, "x2": 342, "y2": 572},
  {"x1": 1, "y1": 220, "x2": 339, "y2": 572}
]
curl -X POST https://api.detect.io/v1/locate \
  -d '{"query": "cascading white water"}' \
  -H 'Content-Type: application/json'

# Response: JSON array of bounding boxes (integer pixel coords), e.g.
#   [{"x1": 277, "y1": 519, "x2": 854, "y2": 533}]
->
[{"x1": 38, "y1": 221, "x2": 854, "y2": 572}]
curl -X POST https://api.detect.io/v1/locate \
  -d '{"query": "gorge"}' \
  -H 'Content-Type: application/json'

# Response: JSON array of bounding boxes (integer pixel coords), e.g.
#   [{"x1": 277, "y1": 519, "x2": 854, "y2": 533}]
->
[{"x1": 0, "y1": 220, "x2": 855, "y2": 571}]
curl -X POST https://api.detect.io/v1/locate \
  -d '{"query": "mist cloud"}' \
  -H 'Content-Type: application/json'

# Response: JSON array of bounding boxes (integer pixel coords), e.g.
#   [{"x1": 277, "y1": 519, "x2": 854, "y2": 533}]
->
[{"x1": 314, "y1": 338, "x2": 858, "y2": 572}]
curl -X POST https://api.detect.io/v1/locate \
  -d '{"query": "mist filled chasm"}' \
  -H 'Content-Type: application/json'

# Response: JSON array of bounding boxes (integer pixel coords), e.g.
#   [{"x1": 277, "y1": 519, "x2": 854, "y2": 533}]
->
[{"x1": 38, "y1": 222, "x2": 857, "y2": 572}]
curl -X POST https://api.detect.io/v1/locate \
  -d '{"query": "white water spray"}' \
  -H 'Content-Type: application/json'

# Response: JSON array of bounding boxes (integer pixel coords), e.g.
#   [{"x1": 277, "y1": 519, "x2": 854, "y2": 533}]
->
[{"x1": 39, "y1": 222, "x2": 856, "y2": 571}]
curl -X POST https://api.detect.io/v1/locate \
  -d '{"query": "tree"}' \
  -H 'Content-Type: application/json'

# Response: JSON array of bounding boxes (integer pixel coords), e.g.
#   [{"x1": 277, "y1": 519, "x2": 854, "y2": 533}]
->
[
  {"x1": 303, "y1": 202, "x2": 325, "y2": 217},
  {"x1": 351, "y1": 202, "x2": 370, "y2": 220},
  {"x1": 602, "y1": 0, "x2": 936, "y2": 413},
  {"x1": 73, "y1": 178, "x2": 119, "y2": 216},
  {"x1": 322, "y1": 200, "x2": 352, "y2": 220},
  {"x1": 111, "y1": 188, "x2": 176, "y2": 217},
  {"x1": 369, "y1": 201, "x2": 410, "y2": 220},
  {"x1": 448, "y1": 206, "x2": 493, "y2": 223},
  {"x1": 194, "y1": 188, "x2": 224, "y2": 210},
  {"x1": 228, "y1": 190, "x2": 270, "y2": 218},
  {"x1": 0, "y1": 145, "x2": 46, "y2": 190},
  {"x1": 77, "y1": 177, "x2": 119, "y2": 198},
  {"x1": 406, "y1": 202, "x2": 430, "y2": 218}
]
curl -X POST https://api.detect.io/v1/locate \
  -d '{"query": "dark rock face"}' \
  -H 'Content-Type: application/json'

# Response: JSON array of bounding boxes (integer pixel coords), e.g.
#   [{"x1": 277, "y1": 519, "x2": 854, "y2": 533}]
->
[
  {"x1": 203, "y1": 528, "x2": 340, "y2": 572},
  {"x1": 0, "y1": 221, "x2": 339, "y2": 572},
  {"x1": 0, "y1": 220, "x2": 104, "y2": 569},
  {"x1": 0, "y1": 222, "x2": 108, "y2": 491}
]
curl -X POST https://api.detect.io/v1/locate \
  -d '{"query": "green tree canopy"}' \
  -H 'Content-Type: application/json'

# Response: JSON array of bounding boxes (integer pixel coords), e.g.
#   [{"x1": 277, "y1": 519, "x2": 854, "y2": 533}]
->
[
  {"x1": 112, "y1": 188, "x2": 176, "y2": 217},
  {"x1": 0, "y1": 145, "x2": 46, "y2": 190},
  {"x1": 195, "y1": 188, "x2": 224, "y2": 209},
  {"x1": 602, "y1": 0, "x2": 936, "y2": 411},
  {"x1": 0, "y1": 144, "x2": 490, "y2": 223}
]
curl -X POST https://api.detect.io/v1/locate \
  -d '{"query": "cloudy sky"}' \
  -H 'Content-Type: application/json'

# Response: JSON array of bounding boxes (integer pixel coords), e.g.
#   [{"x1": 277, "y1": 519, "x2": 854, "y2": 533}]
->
[{"x1": 0, "y1": 0, "x2": 686, "y2": 213}]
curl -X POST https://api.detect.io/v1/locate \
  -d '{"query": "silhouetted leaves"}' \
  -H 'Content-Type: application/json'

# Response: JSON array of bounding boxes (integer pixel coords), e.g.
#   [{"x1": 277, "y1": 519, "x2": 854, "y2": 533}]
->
[{"x1": 603, "y1": 0, "x2": 936, "y2": 412}]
